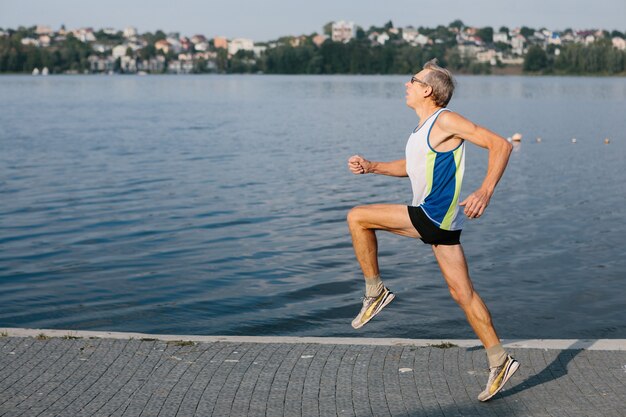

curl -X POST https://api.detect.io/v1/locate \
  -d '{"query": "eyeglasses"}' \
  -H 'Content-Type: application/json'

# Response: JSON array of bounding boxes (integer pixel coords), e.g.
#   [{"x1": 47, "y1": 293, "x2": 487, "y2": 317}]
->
[{"x1": 410, "y1": 76, "x2": 429, "y2": 87}]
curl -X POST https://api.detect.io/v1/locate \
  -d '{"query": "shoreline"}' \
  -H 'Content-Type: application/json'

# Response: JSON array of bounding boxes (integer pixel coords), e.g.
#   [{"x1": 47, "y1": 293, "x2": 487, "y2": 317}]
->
[{"x1": 3, "y1": 327, "x2": 626, "y2": 350}]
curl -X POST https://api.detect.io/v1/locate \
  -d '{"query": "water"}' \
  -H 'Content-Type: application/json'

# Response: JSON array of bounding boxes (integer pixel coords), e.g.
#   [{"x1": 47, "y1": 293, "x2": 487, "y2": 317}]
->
[{"x1": 1, "y1": 74, "x2": 625, "y2": 339}]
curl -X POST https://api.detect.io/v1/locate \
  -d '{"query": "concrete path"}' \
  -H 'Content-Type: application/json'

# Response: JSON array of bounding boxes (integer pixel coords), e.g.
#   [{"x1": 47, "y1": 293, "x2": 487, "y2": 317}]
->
[{"x1": 0, "y1": 329, "x2": 625, "y2": 417}]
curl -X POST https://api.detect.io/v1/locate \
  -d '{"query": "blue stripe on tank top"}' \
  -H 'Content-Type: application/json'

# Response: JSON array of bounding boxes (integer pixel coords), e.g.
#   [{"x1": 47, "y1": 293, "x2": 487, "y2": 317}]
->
[{"x1": 423, "y1": 151, "x2": 457, "y2": 224}]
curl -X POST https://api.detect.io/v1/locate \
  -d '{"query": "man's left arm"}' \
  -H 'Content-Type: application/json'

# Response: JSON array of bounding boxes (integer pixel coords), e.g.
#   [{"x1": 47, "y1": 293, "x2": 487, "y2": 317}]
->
[{"x1": 439, "y1": 112, "x2": 513, "y2": 219}]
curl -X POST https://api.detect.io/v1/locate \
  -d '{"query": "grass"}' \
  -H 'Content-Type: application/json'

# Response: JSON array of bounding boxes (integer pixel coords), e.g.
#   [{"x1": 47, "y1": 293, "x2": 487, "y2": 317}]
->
[
  {"x1": 140, "y1": 338, "x2": 159, "y2": 342},
  {"x1": 36, "y1": 333, "x2": 50, "y2": 340},
  {"x1": 62, "y1": 334, "x2": 82, "y2": 340},
  {"x1": 0, "y1": 330, "x2": 8, "y2": 337},
  {"x1": 167, "y1": 340, "x2": 196, "y2": 347},
  {"x1": 429, "y1": 342, "x2": 458, "y2": 349}
]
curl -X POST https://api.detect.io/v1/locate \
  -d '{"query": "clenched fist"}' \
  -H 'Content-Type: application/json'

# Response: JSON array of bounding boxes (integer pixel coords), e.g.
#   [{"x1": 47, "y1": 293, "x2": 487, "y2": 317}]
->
[{"x1": 348, "y1": 155, "x2": 372, "y2": 175}]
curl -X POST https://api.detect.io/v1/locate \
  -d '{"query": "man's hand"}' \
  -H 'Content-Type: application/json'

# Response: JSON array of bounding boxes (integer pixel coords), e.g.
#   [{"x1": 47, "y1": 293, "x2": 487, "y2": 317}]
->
[
  {"x1": 348, "y1": 155, "x2": 372, "y2": 175},
  {"x1": 459, "y1": 188, "x2": 493, "y2": 219}
]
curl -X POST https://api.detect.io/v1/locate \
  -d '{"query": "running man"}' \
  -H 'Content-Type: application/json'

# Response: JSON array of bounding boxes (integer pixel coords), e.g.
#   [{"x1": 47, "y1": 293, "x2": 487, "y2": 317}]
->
[{"x1": 346, "y1": 59, "x2": 519, "y2": 402}]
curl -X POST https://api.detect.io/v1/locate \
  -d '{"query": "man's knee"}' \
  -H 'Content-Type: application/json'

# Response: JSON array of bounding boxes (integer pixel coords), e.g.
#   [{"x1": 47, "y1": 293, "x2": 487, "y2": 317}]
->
[
  {"x1": 448, "y1": 285, "x2": 474, "y2": 307},
  {"x1": 347, "y1": 206, "x2": 368, "y2": 229}
]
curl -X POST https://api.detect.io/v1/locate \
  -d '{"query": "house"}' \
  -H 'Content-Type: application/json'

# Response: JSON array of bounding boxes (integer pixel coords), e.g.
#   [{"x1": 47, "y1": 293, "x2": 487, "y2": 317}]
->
[
  {"x1": 155, "y1": 40, "x2": 171, "y2": 54},
  {"x1": 123, "y1": 27, "x2": 138, "y2": 38},
  {"x1": 253, "y1": 45, "x2": 267, "y2": 57},
  {"x1": 548, "y1": 32, "x2": 561, "y2": 45},
  {"x1": 493, "y1": 32, "x2": 508, "y2": 44},
  {"x1": 214, "y1": 37, "x2": 228, "y2": 49},
  {"x1": 475, "y1": 48, "x2": 499, "y2": 65},
  {"x1": 35, "y1": 25, "x2": 53, "y2": 35},
  {"x1": 613, "y1": 37, "x2": 626, "y2": 50},
  {"x1": 332, "y1": 20, "x2": 355, "y2": 43},
  {"x1": 415, "y1": 34, "x2": 430, "y2": 46},
  {"x1": 228, "y1": 38, "x2": 254, "y2": 55},
  {"x1": 38, "y1": 35, "x2": 51, "y2": 47},
  {"x1": 72, "y1": 28, "x2": 96, "y2": 42},
  {"x1": 377, "y1": 32, "x2": 390, "y2": 45},
  {"x1": 112, "y1": 45, "x2": 130, "y2": 59},
  {"x1": 312, "y1": 34, "x2": 328, "y2": 47},
  {"x1": 166, "y1": 37, "x2": 182, "y2": 53},
  {"x1": 511, "y1": 35, "x2": 525, "y2": 55},
  {"x1": 21, "y1": 37, "x2": 40, "y2": 47},
  {"x1": 194, "y1": 42, "x2": 210, "y2": 52},
  {"x1": 402, "y1": 27, "x2": 418, "y2": 44}
]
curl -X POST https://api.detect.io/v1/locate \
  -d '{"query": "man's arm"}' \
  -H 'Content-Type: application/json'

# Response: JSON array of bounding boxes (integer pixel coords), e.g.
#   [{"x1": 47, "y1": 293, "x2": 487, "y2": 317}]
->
[
  {"x1": 348, "y1": 155, "x2": 407, "y2": 177},
  {"x1": 438, "y1": 112, "x2": 513, "y2": 219}
]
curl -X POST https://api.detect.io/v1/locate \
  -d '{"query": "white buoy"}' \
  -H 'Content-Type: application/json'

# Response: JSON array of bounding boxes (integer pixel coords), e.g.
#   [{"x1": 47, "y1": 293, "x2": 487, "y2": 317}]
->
[
  {"x1": 604, "y1": 138, "x2": 610, "y2": 144},
  {"x1": 572, "y1": 138, "x2": 577, "y2": 143},
  {"x1": 536, "y1": 137, "x2": 542, "y2": 143},
  {"x1": 32, "y1": 68, "x2": 40, "y2": 75},
  {"x1": 512, "y1": 133, "x2": 523, "y2": 142},
  {"x1": 41, "y1": 67, "x2": 49, "y2": 76}
]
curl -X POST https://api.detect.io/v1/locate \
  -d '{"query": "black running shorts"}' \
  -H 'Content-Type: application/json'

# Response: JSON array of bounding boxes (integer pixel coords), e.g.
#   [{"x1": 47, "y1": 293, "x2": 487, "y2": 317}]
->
[{"x1": 407, "y1": 206, "x2": 462, "y2": 245}]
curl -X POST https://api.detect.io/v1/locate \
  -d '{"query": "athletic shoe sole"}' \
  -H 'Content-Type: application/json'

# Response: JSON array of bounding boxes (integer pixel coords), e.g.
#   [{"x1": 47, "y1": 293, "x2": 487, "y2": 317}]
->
[
  {"x1": 479, "y1": 359, "x2": 520, "y2": 402},
  {"x1": 352, "y1": 292, "x2": 395, "y2": 329}
]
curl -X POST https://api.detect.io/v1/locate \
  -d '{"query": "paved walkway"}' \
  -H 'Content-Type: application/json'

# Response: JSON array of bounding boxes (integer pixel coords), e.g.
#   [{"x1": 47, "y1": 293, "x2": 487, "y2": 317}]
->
[{"x1": 0, "y1": 329, "x2": 625, "y2": 417}]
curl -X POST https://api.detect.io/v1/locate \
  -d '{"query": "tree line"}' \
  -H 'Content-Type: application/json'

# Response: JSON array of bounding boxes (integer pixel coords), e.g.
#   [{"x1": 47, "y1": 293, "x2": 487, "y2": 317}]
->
[{"x1": 1, "y1": 25, "x2": 625, "y2": 75}]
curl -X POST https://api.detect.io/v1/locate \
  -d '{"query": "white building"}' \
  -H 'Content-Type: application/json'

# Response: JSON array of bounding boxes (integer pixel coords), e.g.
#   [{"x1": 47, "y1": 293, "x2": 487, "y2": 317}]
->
[
  {"x1": 493, "y1": 32, "x2": 508, "y2": 43},
  {"x1": 123, "y1": 27, "x2": 138, "y2": 38},
  {"x1": 228, "y1": 38, "x2": 254, "y2": 55},
  {"x1": 415, "y1": 34, "x2": 430, "y2": 46},
  {"x1": 166, "y1": 37, "x2": 182, "y2": 54},
  {"x1": 253, "y1": 45, "x2": 267, "y2": 57},
  {"x1": 35, "y1": 25, "x2": 53, "y2": 35},
  {"x1": 112, "y1": 45, "x2": 130, "y2": 59},
  {"x1": 613, "y1": 37, "x2": 626, "y2": 50},
  {"x1": 21, "y1": 38, "x2": 40, "y2": 47},
  {"x1": 475, "y1": 49, "x2": 499, "y2": 65},
  {"x1": 72, "y1": 28, "x2": 96, "y2": 42},
  {"x1": 332, "y1": 20, "x2": 355, "y2": 43},
  {"x1": 402, "y1": 27, "x2": 418, "y2": 44},
  {"x1": 511, "y1": 35, "x2": 525, "y2": 55},
  {"x1": 376, "y1": 32, "x2": 390, "y2": 45},
  {"x1": 548, "y1": 32, "x2": 562, "y2": 45}
]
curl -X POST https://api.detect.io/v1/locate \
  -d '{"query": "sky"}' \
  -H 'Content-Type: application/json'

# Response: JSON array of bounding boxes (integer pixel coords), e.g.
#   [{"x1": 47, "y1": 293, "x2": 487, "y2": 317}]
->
[{"x1": 1, "y1": 0, "x2": 625, "y2": 42}]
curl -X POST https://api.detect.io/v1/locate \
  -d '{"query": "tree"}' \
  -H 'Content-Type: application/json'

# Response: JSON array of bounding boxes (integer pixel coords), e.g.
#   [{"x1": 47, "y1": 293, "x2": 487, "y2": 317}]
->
[
  {"x1": 520, "y1": 26, "x2": 535, "y2": 39},
  {"x1": 356, "y1": 26, "x2": 366, "y2": 40},
  {"x1": 449, "y1": 20, "x2": 464, "y2": 30},
  {"x1": 523, "y1": 45, "x2": 548, "y2": 72},
  {"x1": 611, "y1": 30, "x2": 624, "y2": 39},
  {"x1": 323, "y1": 22, "x2": 333, "y2": 37},
  {"x1": 499, "y1": 26, "x2": 510, "y2": 34},
  {"x1": 476, "y1": 27, "x2": 494, "y2": 43}
]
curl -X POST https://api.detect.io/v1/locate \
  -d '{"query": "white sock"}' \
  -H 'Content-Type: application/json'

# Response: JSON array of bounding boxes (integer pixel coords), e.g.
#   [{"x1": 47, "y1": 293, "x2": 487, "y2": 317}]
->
[
  {"x1": 486, "y1": 343, "x2": 507, "y2": 368},
  {"x1": 364, "y1": 275, "x2": 384, "y2": 297}
]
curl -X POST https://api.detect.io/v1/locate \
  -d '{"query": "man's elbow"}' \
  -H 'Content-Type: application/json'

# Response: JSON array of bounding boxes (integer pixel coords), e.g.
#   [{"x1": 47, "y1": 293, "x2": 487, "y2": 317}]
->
[{"x1": 503, "y1": 139, "x2": 513, "y2": 155}]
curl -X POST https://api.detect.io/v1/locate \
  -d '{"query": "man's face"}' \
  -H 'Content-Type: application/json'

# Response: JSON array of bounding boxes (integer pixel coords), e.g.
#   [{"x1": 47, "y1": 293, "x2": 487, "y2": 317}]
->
[{"x1": 405, "y1": 69, "x2": 431, "y2": 108}]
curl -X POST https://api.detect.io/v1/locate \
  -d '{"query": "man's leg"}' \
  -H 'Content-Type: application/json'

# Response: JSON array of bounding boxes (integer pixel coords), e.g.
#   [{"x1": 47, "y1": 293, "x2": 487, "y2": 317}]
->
[
  {"x1": 347, "y1": 204, "x2": 420, "y2": 328},
  {"x1": 431, "y1": 243, "x2": 519, "y2": 401},
  {"x1": 347, "y1": 204, "x2": 420, "y2": 277},
  {"x1": 430, "y1": 244, "x2": 499, "y2": 347}
]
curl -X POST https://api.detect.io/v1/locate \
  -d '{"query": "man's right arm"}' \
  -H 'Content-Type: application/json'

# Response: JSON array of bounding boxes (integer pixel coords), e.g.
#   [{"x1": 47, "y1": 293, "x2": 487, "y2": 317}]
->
[{"x1": 348, "y1": 155, "x2": 407, "y2": 177}]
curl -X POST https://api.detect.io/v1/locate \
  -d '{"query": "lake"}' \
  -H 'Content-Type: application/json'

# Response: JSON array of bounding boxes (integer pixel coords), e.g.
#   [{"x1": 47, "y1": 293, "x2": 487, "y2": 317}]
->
[{"x1": 0, "y1": 74, "x2": 625, "y2": 340}]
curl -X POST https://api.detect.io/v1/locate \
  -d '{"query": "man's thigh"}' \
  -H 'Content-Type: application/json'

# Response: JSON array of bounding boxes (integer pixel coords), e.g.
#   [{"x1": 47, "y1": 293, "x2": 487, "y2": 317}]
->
[{"x1": 348, "y1": 204, "x2": 421, "y2": 239}]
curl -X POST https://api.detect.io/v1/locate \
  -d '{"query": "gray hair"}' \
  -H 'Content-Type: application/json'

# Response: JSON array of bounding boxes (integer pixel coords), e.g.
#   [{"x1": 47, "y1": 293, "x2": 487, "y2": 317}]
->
[{"x1": 422, "y1": 58, "x2": 456, "y2": 107}]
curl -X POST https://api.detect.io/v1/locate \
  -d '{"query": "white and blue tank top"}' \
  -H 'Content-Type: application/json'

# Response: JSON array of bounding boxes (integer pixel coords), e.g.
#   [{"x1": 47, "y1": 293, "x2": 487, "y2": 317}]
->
[{"x1": 405, "y1": 108, "x2": 465, "y2": 231}]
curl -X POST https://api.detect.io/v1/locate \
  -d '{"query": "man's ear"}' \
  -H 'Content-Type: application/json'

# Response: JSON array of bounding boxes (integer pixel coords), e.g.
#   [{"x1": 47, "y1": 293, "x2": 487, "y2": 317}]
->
[{"x1": 424, "y1": 85, "x2": 434, "y2": 99}]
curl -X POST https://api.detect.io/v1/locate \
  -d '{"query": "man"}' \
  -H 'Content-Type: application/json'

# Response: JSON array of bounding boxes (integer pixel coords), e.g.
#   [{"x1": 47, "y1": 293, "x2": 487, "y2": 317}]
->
[{"x1": 346, "y1": 59, "x2": 518, "y2": 402}]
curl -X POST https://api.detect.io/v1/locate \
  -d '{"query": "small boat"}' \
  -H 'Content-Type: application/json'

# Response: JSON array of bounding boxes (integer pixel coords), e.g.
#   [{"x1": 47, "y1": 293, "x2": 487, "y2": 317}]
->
[{"x1": 511, "y1": 133, "x2": 522, "y2": 142}]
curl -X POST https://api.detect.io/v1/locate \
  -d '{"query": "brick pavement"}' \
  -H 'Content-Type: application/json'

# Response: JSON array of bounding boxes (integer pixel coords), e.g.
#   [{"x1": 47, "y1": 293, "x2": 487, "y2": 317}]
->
[{"x1": 0, "y1": 334, "x2": 624, "y2": 417}]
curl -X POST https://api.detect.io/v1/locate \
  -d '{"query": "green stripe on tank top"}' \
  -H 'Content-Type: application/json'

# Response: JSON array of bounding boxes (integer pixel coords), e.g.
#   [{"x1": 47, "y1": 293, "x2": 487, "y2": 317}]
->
[
  {"x1": 424, "y1": 150, "x2": 437, "y2": 198},
  {"x1": 440, "y1": 146, "x2": 465, "y2": 230}
]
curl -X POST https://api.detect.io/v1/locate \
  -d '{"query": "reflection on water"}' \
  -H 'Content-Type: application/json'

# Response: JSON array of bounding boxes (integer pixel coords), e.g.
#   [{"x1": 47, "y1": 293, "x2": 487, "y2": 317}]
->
[{"x1": 0, "y1": 75, "x2": 625, "y2": 339}]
